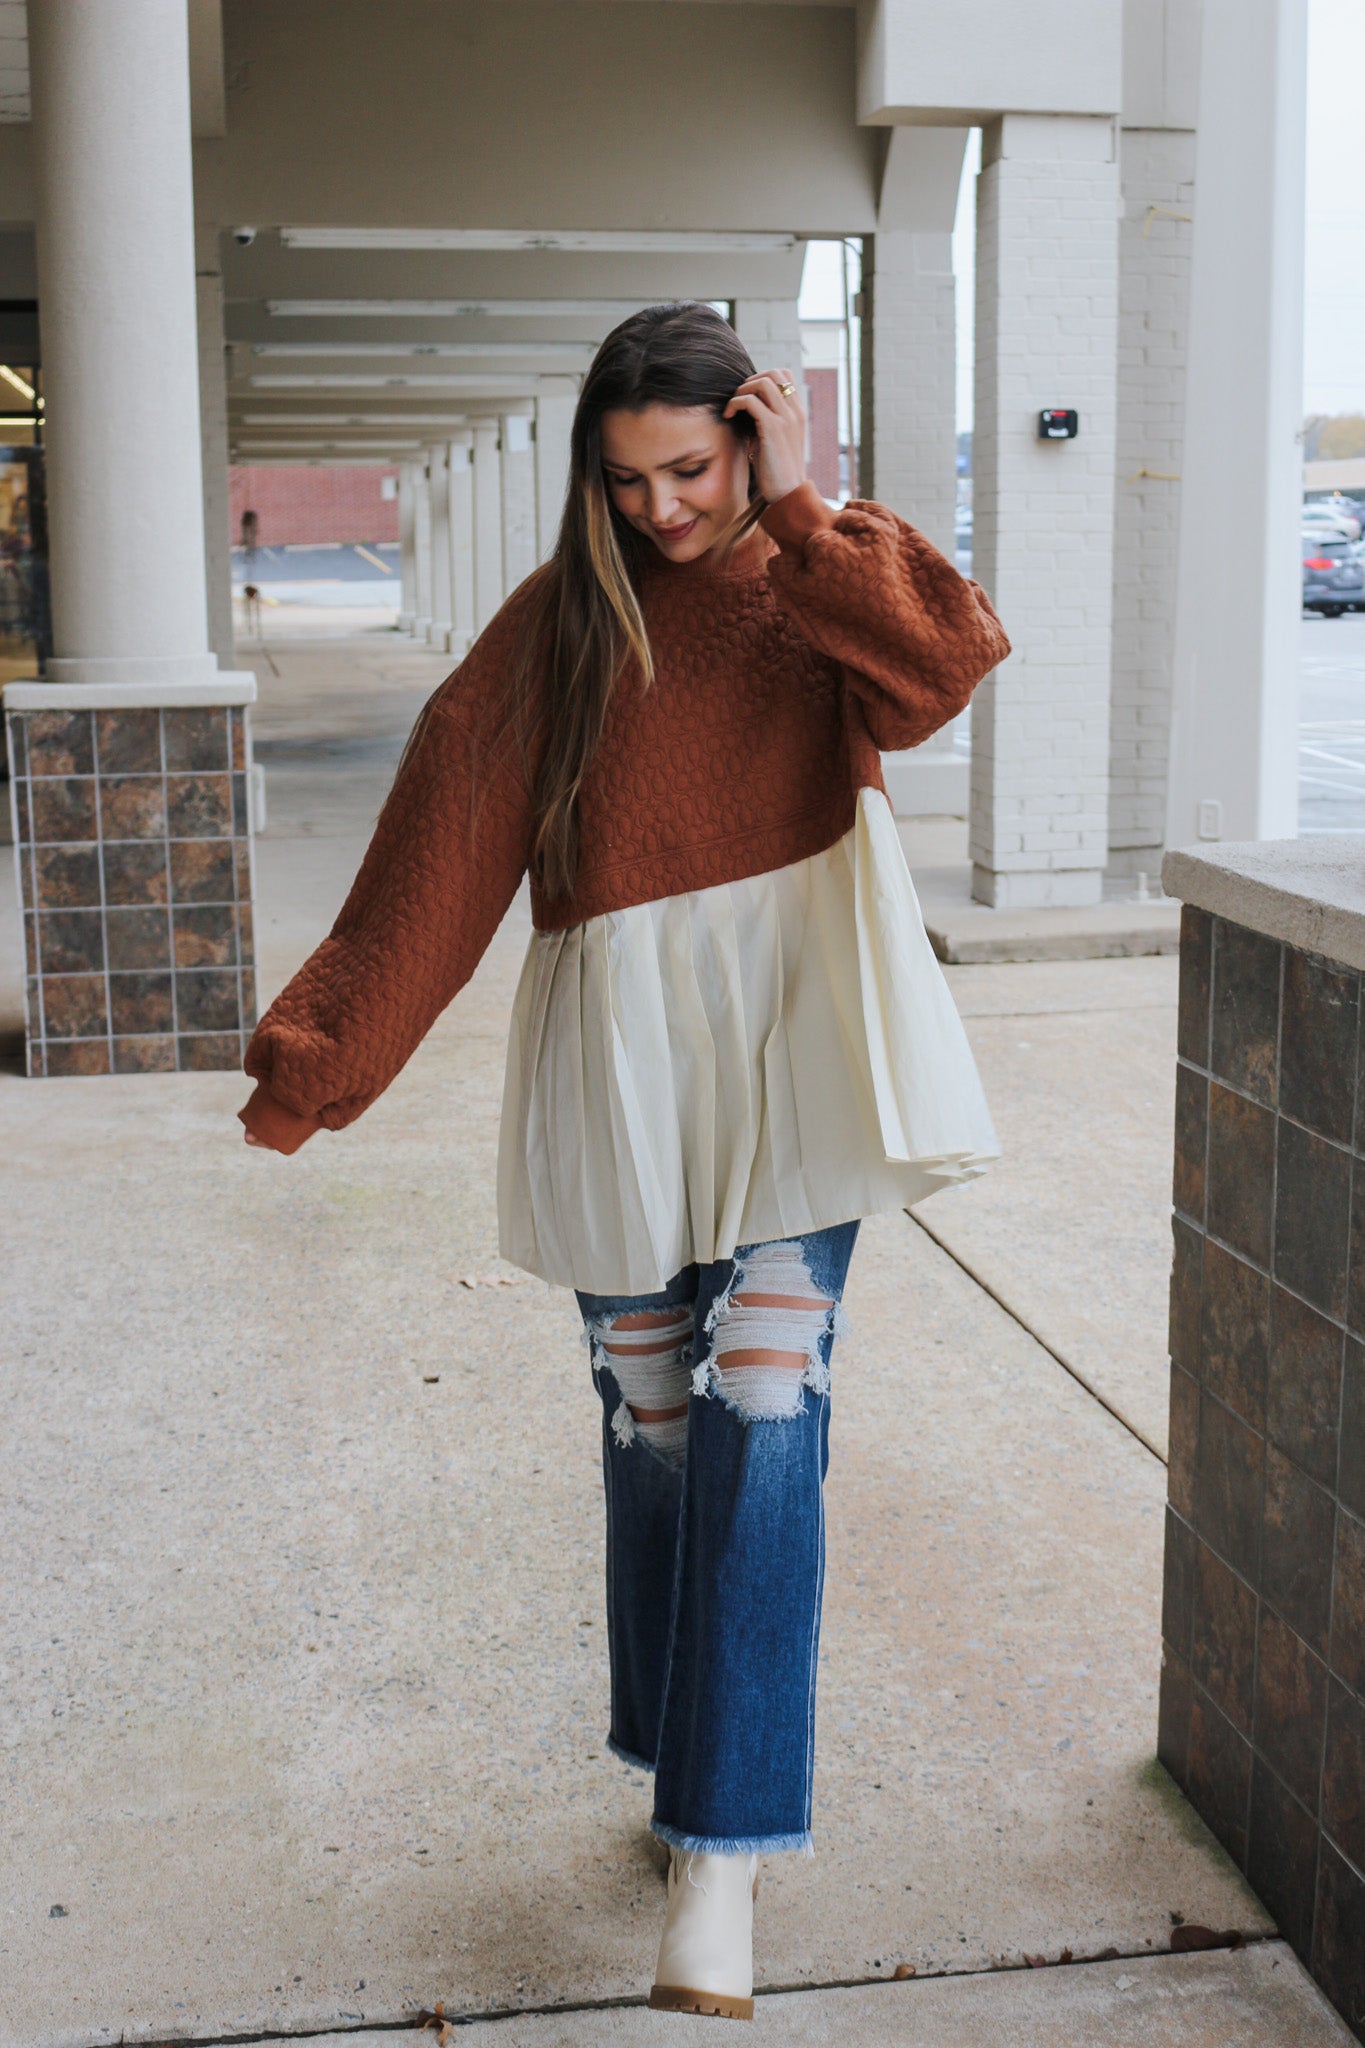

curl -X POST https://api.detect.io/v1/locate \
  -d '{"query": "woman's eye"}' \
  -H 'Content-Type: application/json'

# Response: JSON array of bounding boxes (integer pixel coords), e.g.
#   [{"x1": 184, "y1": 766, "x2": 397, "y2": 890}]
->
[{"x1": 674, "y1": 467, "x2": 707, "y2": 480}]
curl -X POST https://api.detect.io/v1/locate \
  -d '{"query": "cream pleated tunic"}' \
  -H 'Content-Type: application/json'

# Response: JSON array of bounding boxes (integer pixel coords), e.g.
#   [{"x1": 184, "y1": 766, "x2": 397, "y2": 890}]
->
[{"x1": 496, "y1": 784, "x2": 997, "y2": 1298}]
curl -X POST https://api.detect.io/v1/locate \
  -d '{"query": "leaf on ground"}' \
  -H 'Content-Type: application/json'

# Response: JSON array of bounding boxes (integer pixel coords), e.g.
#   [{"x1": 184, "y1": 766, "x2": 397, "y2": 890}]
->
[
  {"x1": 893, "y1": 1963, "x2": 916, "y2": 1979},
  {"x1": 1170, "y1": 1924, "x2": 1244, "y2": 1953}
]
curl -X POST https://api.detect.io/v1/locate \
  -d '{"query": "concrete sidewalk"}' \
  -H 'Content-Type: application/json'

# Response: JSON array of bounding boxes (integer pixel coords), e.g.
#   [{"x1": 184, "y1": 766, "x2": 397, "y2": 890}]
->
[{"x1": 0, "y1": 634, "x2": 1347, "y2": 2047}]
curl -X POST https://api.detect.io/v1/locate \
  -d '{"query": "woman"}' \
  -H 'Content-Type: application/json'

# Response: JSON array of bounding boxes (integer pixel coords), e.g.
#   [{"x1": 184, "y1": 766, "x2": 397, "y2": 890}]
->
[{"x1": 238, "y1": 301, "x2": 1008, "y2": 2022}]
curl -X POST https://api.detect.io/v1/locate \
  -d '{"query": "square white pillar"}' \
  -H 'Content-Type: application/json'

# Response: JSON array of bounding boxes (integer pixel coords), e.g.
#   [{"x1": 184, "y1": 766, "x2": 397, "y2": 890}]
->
[
  {"x1": 447, "y1": 435, "x2": 475, "y2": 658},
  {"x1": 862, "y1": 127, "x2": 970, "y2": 816},
  {"x1": 733, "y1": 299, "x2": 806, "y2": 416},
  {"x1": 471, "y1": 419, "x2": 504, "y2": 634},
  {"x1": 500, "y1": 414, "x2": 537, "y2": 600},
  {"x1": 861, "y1": 127, "x2": 965, "y2": 554},
  {"x1": 425, "y1": 444, "x2": 453, "y2": 650},
  {"x1": 1107, "y1": 126, "x2": 1196, "y2": 880},
  {"x1": 535, "y1": 388, "x2": 576, "y2": 563},
  {"x1": 970, "y1": 113, "x2": 1121, "y2": 909},
  {"x1": 412, "y1": 456, "x2": 433, "y2": 640},
  {"x1": 397, "y1": 460, "x2": 418, "y2": 635},
  {"x1": 1165, "y1": 0, "x2": 1306, "y2": 849},
  {"x1": 195, "y1": 259, "x2": 234, "y2": 671}
]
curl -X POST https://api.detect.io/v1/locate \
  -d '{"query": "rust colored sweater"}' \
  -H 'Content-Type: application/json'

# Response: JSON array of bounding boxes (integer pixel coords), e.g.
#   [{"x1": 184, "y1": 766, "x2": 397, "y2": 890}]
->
[{"x1": 239, "y1": 482, "x2": 1009, "y2": 1154}]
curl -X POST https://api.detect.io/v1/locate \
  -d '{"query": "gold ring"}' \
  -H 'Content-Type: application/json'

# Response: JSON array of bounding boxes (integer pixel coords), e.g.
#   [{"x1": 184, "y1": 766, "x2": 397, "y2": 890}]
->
[{"x1": 778, "y1": 382, "x2": 796, "y2": 396}]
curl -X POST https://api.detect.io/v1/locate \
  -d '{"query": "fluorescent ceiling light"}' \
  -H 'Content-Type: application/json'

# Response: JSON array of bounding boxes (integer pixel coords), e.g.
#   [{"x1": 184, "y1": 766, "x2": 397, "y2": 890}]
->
[
  {"x1": 280, "y1": 227, "x2": 798, "y2": 255},
  {"x1": 249, "y1": 374, "x2": 562, "y2": 391},
  {"x1": 0, "y1": 364, "x2": 36, "y2": 400},
  {"x1": 267, "y1": 298, "x2": 652, "y2": 319},
  {"x1": 249, "y1": 340, "x2": 597, "y2": 360}
]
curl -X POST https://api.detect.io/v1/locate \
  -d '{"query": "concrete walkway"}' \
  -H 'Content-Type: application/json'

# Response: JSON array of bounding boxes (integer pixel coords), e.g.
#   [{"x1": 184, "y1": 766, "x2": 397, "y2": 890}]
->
[{"x1": 0, "y1": 630, "x2": 1349, "y2": 2047}]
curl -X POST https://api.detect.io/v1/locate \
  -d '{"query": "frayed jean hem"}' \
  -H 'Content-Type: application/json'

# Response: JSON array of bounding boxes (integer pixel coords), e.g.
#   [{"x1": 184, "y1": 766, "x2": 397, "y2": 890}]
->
[
  {"x1": 607, "y1": 1732, "x2": 656, "y2": 1772},
  {"x1": 649, "y1": 1818, "x2": 815, "y2": 1858}
]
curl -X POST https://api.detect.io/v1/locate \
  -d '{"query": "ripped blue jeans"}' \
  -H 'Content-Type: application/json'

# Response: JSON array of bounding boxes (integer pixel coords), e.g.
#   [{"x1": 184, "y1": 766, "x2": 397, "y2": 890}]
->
[{"x1": 576, "y1": 1221, "x2": 859, "y2": 1856}]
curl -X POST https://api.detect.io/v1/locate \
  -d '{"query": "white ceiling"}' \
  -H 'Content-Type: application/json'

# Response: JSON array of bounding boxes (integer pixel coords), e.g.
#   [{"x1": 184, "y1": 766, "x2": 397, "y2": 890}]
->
[{"x1": 0, "y1": 0, "x2": 855, "y2": 127}]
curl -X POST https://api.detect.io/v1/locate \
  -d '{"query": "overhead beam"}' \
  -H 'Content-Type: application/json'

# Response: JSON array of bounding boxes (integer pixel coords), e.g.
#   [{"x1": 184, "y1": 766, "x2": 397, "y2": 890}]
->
[
  {"x1": 263, "y1": 298, "x2": 666, "y2": 319},
  {"x1": 239, "y1": 412, "x2": 476, "y2": 427},
  {"x1": 245, "y1": 341, "x2": 598, "y2": 360},
  {"x1": 218, "y1": 237, "x2": 806, "y2": 313},
  {"x1": 280, "y1": 228, "x2": 800, "y2": 254},
  {"x1": 245, "y1": 373, "x2": 566, "y2": 391},
  {"x1": 187, "y1": 0, "x2": 227, "y2": 138}
]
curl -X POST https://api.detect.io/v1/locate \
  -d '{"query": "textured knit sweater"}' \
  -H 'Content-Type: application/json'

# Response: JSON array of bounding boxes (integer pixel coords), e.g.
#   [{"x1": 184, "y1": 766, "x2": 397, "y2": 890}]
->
[{"x1": 239, "y1": 482, "x2": 1009, "y2": 1154}]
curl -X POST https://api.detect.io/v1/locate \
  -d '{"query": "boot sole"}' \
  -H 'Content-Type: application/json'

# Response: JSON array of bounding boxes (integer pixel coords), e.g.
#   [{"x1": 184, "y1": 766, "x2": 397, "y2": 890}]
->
[{"x1": 649, "y1": 1983, "x2": 754, "y2": 2022}]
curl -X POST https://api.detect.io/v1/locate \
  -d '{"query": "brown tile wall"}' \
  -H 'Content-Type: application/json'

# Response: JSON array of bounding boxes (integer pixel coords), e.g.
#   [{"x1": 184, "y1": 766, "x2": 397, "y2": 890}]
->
[
  {"x1": 1163, "y1": 905, "x2": 1365, "y2": 2040},
  {"x1": 5, "y1": 704, "x2": 257, "y2": 1076}
]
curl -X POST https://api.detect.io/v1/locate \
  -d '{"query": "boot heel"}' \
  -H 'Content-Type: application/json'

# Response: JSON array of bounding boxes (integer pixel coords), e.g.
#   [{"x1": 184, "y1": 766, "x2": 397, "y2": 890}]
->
[{"x1": 648, "y1": 1983, "x2": 755, "y2": 2021}]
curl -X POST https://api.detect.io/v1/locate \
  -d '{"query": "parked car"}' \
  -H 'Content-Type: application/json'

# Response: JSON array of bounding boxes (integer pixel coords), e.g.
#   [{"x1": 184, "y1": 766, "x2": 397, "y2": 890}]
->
[
  {"x1": 1303, "y1": 535, "x2": 1365, "y2": 616},
  {"x1": 1303, "y1": 500, "x2": 1363, "y2": 542}
]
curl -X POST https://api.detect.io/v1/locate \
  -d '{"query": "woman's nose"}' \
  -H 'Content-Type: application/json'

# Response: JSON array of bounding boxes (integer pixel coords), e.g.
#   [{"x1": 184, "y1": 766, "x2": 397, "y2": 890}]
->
[{"x1": 646, "y1": 485, "x2": 681, "y2": 524}]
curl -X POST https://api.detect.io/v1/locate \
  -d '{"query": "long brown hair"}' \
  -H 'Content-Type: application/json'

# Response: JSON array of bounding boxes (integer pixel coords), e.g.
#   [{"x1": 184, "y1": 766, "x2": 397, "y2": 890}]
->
[{"x1": 509, "y1": 301, "x2": 763, "y2": 903}]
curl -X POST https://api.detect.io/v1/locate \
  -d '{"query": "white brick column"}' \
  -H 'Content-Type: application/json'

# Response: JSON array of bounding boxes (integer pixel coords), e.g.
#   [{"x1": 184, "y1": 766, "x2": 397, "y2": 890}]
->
[
  {"x1": 535, "y1": 387, "x2": 576, "y2": 562},
  {"x1": 500, "y1": 414, "x2": 537, "y2": 600},
  {"x1": 447, "y1": 434, "x2": 475, "y2": 657},
  {"x1": 425, "y1": 443, "x2": 453, "y2": 650},
  {"x1": 861, "y1": 127, "x2": 964, "y2": 554},
  {"x1": 970, "y1": 114, "x2": 1121, "y2": 909},
  {"x1": 861, "y1": 127, "x2": 969, "y2": 817},
  {"x1": 397, "y1": 459, "x2": 418, "y2": 635},
  {"x1": 471, "y1": 418, "x2": 504, "y2": 634},
  {"x1": 1107, "y1": 127, "x2": 1196, "y2": 880},
  {"x1": 412, "y1": 455, "x2": 433, "y2": 641},
  {"x1": 733, "y1": 300, "x2": 806, "y2": 415}
]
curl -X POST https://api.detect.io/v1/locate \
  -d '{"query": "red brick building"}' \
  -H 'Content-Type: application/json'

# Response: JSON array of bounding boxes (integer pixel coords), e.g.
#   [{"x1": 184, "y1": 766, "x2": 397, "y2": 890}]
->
[{"x1": 228, "y1": 465, "x2": 400, "y2": 547}]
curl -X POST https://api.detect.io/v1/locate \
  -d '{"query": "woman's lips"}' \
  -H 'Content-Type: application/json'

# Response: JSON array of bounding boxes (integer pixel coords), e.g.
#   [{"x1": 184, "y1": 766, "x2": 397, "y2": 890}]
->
[{"x1": 652, "y1": 517, "x2": 699, "y2": 542}]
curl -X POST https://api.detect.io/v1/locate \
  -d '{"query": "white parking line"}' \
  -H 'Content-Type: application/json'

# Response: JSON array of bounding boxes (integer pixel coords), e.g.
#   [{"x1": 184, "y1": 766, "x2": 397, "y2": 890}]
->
[{"x1": 1300, "y1": 744, "x2": 1365, "y2": 774}]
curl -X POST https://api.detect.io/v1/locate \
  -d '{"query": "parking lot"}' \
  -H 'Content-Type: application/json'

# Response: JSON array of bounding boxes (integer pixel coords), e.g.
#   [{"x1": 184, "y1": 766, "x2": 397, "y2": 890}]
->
[{"x1": 1300, "y1": 608, "x2": 1365, "y2": 832}]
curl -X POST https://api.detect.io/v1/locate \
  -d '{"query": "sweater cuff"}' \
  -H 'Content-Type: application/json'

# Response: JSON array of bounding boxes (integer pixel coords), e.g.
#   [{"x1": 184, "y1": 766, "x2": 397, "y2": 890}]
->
[
  {"x1": 759, "y1": 479, "x2": 838, "y2": 551},
  {"x1": 238, "y1": 1078, "x2": 324, "y2": 1155}
]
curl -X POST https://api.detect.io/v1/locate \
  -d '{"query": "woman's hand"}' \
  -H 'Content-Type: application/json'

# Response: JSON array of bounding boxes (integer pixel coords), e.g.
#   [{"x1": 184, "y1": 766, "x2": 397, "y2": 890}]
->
[{"x1": 723, "y1": 369, "x2": 807, "y2": 505}]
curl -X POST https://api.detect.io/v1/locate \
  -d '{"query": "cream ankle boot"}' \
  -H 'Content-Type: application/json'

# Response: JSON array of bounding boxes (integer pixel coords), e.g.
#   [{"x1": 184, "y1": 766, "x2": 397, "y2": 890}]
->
[{"x1": 648, "y1": 1847, "x2": 758, "y2": 2022}]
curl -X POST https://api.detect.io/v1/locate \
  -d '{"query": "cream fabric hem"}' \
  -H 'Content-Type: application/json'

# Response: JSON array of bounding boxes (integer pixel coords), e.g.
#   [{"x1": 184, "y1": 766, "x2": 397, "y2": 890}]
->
[{"x1": 497, "y1": 786, "x2": 998, "y2": 1296}]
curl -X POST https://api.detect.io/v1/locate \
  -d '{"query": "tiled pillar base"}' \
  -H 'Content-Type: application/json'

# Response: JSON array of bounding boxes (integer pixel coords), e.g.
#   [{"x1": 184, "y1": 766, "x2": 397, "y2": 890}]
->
[
  {"x1": 5, "y1": 699, "x2": 258, "y2": 1076},
  {"x1": 1161, "y1": 904, "x2": 1365, "y2": 2039}
]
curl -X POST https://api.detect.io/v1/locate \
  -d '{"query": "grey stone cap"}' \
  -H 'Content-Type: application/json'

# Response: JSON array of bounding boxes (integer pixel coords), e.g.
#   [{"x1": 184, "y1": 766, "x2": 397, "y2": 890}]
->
[
  {"x1": 1163, "y1": 835, "x2": 1365, "y2": 970},
  {"x1": 3, "y1": 671, "x2": 258, "y2": 710}
]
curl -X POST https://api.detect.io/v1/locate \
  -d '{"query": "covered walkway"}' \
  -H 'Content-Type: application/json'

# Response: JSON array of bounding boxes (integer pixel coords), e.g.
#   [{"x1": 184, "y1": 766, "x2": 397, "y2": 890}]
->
[{"x1": 0, "y1": 629, "x2": 1351, "y2": 2046}]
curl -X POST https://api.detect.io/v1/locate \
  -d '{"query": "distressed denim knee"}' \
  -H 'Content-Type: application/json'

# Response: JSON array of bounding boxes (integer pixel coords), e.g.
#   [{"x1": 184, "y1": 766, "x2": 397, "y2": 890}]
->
[
  {"x1": 584, "y1": 1304, "x2": 695, "y2": 1468},
  {"x1": 692, "y1": 1238, "x2": 849, "y2": 1421}
]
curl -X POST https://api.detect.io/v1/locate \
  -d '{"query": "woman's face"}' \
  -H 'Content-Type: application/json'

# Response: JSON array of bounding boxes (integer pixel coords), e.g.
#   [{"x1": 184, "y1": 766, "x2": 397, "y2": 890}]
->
[{"x1": 600, "y1": 404, "x2": 751, "y2": 563}]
